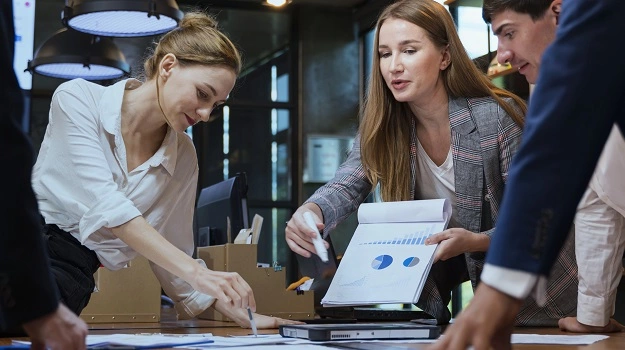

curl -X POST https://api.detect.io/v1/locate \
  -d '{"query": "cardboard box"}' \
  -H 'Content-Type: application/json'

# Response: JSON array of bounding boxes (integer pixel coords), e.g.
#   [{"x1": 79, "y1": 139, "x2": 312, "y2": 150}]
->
[
  {"x1": 197, "y1": 244, "x2": 314, "y2": 321},
  {"x1": 80, "y1": 256, "x2": 161, "y2": 323}
]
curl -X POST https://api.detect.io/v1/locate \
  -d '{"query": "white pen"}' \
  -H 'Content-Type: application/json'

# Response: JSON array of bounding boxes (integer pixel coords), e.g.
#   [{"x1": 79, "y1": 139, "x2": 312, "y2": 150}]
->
[
  {"x1": 303, "y1": 211, "x2": 329, "y2": 263},
  {"x1": 247, "y1": 306, "x2": 258, "y2": 337}
]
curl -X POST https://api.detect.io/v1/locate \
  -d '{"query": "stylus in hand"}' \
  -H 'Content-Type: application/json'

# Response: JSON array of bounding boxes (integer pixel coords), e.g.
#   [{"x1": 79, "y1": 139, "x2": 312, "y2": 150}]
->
[
  {"x1": 247, "y1": 307, "x2": 258, "y2": 337},
  {"x1": 303, "y1": 211, "x2": 329, "y2": 263}
]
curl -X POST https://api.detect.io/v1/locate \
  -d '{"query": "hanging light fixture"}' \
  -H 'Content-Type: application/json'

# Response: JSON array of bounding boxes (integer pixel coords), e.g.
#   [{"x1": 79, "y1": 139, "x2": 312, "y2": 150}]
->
[
  {"x1": 27, "y1": 28, "x2": 130, "y2": 80},
  {"x1": 62, "y1": 0, "x2": 183, "y2": 37},
  {"x1": 265, "y1": 0, "x2": 291, "y2": 7}
]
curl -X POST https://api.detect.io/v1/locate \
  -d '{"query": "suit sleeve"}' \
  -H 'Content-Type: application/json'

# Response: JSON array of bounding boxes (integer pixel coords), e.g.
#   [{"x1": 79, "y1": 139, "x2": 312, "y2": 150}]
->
[
  {"x1": 0, "y1": 3, "x2": 59, "y2": 330},
  {"x1": 486, "y1": 0, "x2": 625, "y2": 276}
]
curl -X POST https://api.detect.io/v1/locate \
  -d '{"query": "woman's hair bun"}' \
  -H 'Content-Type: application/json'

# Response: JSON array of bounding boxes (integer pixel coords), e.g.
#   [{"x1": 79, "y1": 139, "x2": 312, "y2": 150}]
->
[
  {"x1": 141, "y1": 9, "x2": 241, "y2": 79},
  {"x1": 179, "y1": 12, "x2": 218, "y2": 29}
]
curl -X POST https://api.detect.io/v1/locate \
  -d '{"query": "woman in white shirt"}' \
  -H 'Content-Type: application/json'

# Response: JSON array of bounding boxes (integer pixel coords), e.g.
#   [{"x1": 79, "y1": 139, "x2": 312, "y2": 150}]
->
[{"x1": 32, "y1": 11, "x2": 296, "y2": 328}]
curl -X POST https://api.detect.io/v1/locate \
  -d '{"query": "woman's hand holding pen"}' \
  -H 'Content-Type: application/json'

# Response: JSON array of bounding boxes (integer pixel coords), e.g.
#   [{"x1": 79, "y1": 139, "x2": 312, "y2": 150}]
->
[
  {"x1": 285, "y1": 203, "x2": 330, "y2": 258},
  {"x1": 425, "y1": 228, "x2": 490, "y2": 263},
  {"x1": 191, "y1": 268, "x2": 256, "y2": 311},
  {"x1": 110, "y1": 217, "x2": 257, "y2": 311}
]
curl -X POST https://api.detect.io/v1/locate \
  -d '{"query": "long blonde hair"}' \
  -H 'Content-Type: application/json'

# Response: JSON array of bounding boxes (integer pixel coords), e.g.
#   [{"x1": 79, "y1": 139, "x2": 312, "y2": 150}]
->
[{"x1": 360, "y1": 0, "x2": 526, "y2": 202}]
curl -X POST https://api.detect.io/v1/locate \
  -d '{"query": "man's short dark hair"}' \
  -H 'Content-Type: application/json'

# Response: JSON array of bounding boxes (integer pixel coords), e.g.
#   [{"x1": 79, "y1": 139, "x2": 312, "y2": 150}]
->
[{"x1": 483, "y1": 0, "x2": 553, "y2": 24}]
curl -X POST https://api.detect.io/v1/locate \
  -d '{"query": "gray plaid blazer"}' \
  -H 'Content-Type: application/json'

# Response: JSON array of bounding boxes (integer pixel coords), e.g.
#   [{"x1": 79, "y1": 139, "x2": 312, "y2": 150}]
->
[{"x1": 308, "y1": 96, "x2": 577, "y2": 326}]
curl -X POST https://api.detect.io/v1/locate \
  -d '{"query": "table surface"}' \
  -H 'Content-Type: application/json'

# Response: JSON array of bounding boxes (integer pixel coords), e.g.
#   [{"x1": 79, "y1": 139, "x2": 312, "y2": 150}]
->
[{"x1": 2, "y1": 307, "x2": 625, "y2": 349}]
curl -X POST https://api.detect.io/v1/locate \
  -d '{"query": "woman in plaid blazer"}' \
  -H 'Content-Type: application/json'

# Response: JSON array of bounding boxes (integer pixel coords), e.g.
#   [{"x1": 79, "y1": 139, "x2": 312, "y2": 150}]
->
[{"x1": 285, "y1": 0, "x2": 577, "y2": 326}]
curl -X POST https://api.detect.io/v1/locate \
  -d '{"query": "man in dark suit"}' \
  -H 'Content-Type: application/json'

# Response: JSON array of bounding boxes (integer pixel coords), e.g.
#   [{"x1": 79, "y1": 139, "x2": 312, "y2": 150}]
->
[
  {"x1": 0, "y1": 1, "x2": 88, "y2": 348},
  {"x1": 432, "y1": 0, "x2": 625, "y2": 348},
  {"x1": 486, "y1": 0, "x2": 624, "y2": 334}
]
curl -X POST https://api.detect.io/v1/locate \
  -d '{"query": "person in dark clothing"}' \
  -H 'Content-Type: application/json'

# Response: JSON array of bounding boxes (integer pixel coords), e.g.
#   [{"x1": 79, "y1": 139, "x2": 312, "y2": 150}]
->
[
  {"x1": 0, "y1": 1, "x2": 88, "y2": 349},
  {"x1": 432, "y1": 0, "x2": 625, "y2": 348}
]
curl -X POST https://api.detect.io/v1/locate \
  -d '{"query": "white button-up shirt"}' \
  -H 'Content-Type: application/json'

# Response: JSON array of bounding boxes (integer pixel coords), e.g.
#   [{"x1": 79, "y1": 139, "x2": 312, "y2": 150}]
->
[
  {"x1": 574, "y1": 126, "x2": 625, "y2": 326},
  {"x1": 32, "y1": 78, "x2": 214, "y2": 319},
  {"x1": 482, "y1": 126, "x2": 625, "y2": 326}
]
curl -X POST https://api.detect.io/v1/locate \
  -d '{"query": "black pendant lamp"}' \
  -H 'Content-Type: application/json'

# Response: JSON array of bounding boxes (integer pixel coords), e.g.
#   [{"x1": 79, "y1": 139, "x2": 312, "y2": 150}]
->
[
  {"x1": 27, "y1": 28, "x2": 130, "y2": 80},
  {"x1": 62, "y1": 0, "x2": 183, "y2": 37}
]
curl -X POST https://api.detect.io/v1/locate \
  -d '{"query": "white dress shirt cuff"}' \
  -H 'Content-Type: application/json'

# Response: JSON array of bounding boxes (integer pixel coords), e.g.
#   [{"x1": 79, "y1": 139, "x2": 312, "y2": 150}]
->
[
  {"x1": 577, "y1": 291, "x2": 613, "y2": 327},
  {"x1": 481, "y1": 264, "x2": 548, "y2": 306},
  {"x1": 174, "y1": 291, "x2": 215, "y2": 320}
]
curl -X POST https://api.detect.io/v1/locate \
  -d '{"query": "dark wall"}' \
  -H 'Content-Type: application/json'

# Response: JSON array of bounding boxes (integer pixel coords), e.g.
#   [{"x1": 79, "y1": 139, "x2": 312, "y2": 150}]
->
[
  {"x1": 298, "y1": 5, "x2": 361, "y2": 255},
  {"x1": 299, "y1": 6, "x2": 359, "y2": 137}
]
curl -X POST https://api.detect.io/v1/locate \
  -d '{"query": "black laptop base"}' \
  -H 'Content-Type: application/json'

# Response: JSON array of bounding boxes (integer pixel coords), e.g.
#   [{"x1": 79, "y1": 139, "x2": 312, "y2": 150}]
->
[{"x1": 316, "y1": 306, "x2": 433, "y2": 322}]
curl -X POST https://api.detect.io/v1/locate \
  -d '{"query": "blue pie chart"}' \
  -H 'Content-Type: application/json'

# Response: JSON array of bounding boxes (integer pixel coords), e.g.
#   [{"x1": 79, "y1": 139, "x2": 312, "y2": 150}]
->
[
  {"x1": 372, "y1": 255, "x2": 393, "y2": 270},
  {"x1": 403, "y1": 257, "x2": 420, "y2": 267}
]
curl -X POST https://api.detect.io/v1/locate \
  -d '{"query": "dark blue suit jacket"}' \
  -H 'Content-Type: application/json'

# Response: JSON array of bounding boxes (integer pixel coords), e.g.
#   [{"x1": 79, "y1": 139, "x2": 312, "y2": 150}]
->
[
  {"x1": 0, "y1": 0, "x2": 59, "y2": 331},
  {"x1": 487, "y1": 0, "x2": 625, "y2": 275}
]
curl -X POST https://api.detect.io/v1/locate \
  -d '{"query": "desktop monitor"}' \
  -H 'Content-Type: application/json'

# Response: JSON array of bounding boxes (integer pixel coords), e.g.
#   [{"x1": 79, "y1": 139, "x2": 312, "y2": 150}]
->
[{"x1": 194, "y1": 173, "x2": 250, "y2": 248}]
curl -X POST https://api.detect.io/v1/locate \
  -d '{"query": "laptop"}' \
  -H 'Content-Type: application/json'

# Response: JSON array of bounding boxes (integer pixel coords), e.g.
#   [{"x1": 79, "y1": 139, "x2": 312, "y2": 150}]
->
[
  {"x1": 279, "y1": 323, "x2": 440, "y2": 341},
  {"x1": 314, "y1": 305, "x2": 432, "y2": 321}
]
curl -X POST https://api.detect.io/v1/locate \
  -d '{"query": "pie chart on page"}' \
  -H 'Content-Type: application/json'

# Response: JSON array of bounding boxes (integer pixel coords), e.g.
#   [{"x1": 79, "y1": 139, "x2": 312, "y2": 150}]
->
[
  {"x1": 371, "y1": 254, "x2": 393, "y2": 270},
  {"x1": 403, "y1": 257, "x2": 420, "y2": 267}
]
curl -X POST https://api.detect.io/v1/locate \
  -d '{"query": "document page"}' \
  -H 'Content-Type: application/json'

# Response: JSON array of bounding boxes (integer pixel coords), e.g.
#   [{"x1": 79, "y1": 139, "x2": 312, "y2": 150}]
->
[
  {"x1": 357, "y1": 199, "x2": 449, "y2": 224},
  {"x1": 322, "y1": 199, "x2": 450, "y2": 306}
]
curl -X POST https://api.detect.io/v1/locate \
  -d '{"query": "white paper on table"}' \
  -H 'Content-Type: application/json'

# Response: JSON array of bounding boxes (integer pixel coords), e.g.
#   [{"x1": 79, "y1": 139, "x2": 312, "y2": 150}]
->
[
  {"x1": 14, "y1": 333, "x2": 215, "y2": 348},
  {"x1": 178, "y1": 334, "x2": 297, "y2": 348},
  {"x1": 373, "y1": 333, "x2": 610, "y2": 346},
  {"x1": 197, "y1": 346, "x2": 333, "y2": 350},
  {"x1": 510, "y1": 334, "x2": 609, "y2": 345}
]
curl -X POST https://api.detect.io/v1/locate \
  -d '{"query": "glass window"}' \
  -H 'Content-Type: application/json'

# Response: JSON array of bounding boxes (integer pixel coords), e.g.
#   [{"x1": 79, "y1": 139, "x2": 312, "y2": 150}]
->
[
  {"x1": 457, "y1": 6, "x2": 498, "y2": 59},
  {"x1": 274, "y1": 67, "x2": 290, "y2": 103}
]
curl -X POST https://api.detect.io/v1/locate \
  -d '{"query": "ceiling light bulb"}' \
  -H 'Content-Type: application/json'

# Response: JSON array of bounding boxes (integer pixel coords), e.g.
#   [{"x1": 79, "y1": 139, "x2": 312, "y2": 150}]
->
[{"x1": 266, "y1": 0, "x2": 288, "y2": 7}]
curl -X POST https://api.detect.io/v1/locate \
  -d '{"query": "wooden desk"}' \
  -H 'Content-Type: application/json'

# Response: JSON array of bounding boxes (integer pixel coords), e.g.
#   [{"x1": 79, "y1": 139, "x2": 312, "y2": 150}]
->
[{"x1": 2, "y1": 307, "x2": 625, "y2": 349}]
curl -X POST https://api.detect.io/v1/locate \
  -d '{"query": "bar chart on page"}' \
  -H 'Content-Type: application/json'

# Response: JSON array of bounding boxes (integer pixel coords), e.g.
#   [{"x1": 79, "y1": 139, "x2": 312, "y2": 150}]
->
[{"x1": 359, "y1": 225, "x2": 436, "y2": 246}]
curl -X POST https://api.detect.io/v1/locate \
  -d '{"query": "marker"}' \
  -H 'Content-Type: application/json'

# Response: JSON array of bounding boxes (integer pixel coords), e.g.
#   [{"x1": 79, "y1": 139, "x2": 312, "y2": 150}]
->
[
  {"x1": 247, "y1": 306, "x2": 258, "y2": 337},
  {"x1": 303, "y1": 211, "x2": 329, "y2": 263}
]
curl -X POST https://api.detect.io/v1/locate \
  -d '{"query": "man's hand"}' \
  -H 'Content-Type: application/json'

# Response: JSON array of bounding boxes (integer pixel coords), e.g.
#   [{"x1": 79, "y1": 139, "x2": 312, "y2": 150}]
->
[
  {"x1": 22, "y1": 303, "x2": 88, "y2": 350},
  {"x1": 559, "y1": 317, "x2": 625, "y2": 333},
  {"x1": 429, "y1": 283, "x2": 522, "y2": 350}
]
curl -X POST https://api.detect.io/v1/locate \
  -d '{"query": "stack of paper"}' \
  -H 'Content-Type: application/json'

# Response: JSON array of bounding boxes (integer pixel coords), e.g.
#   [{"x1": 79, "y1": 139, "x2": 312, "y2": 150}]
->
[{"x1": 322, "y1": 199, "x2": 451, "y2": 306}]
